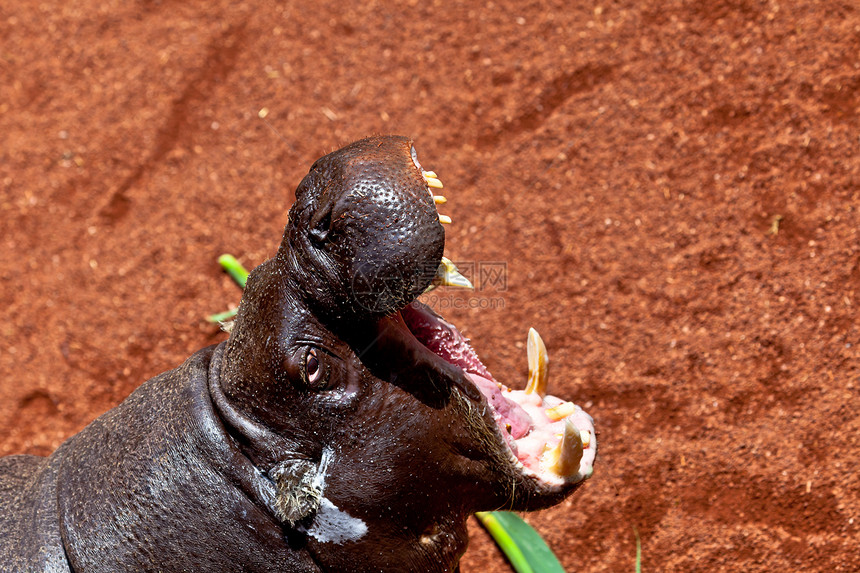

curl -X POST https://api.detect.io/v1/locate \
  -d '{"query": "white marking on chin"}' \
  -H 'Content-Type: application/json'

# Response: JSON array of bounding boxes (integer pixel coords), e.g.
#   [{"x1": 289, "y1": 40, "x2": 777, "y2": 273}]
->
[
  {"x1": 300, "y1": 446, "x2": 367, "y2": 544},
  {"x1": 306, "y1": 497, "x2": 368, "y2": 544}
]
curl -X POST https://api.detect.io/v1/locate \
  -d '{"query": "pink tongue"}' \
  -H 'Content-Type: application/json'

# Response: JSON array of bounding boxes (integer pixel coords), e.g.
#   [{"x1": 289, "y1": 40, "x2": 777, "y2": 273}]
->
[
  {"x1": 467, "y1": 373, "x2": 533, "y2": 439},
  {"x1": 400, "y1": 305, "x2": 534, "y2": 440}
]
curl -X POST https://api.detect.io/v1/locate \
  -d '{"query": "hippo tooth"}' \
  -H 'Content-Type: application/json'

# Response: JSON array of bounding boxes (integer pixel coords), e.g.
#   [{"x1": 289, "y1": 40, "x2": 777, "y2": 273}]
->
[
  {"x1": 543, "y1": 420, "x2": 584, "y2": 478},
  {"x1": 580, "y1": 429, "x2": 592, "y2": 449},
  {"x1": 546, "y1": 401, "x2": 576, "y2": 421},
  {"x1": 429, "y1": 257, "x2": 474, "y2": 290},
  {"x1": 433, "y1": 195, "x2": 447, "y2": 204},
  {"x1": 425, "y1": 175, "x2": 444, "y2": 189},
  {"x1": 423, "y1": 170, "x2": 438, "y2": 178},
  {"x1": 438, "y1": 214, "x2": 452, "y2": 224},
  {"x1": 524, "y1": 328, "x2": 548, "y2": 397}
]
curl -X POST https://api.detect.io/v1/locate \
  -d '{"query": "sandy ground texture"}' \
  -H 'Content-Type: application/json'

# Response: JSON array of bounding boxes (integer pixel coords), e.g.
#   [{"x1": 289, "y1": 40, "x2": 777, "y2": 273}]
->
[{"x1": 2, "y1": 0, "x2": 858, "y2": 571}]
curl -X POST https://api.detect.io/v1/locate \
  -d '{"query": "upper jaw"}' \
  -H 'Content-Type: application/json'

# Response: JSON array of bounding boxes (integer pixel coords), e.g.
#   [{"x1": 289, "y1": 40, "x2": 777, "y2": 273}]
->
[
  {"x1": 403, "y1": 149, "x2": 596, "y2": 493},
  {"x1": 395, "y1": 301, "x2": 596, "y2": 493}
]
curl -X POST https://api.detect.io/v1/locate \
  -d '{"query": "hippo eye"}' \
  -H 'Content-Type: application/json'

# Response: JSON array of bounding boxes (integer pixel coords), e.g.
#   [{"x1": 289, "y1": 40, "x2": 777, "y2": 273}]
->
[
  {"x1": 301, "y1": 347, "x2": 331, "y2": 390},
  {"x1": 307, "y1": 350, "x2": 320, "y2": 380}
]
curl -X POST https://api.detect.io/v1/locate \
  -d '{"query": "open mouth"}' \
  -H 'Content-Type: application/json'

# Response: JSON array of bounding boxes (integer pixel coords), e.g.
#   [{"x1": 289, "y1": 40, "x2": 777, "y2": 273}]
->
[
  {"x1": 397, "y1": 301, "x2": 596, "y2": 487},
  {"x1": 396, "y1": 148, "x2": 595, "y2": 487}
]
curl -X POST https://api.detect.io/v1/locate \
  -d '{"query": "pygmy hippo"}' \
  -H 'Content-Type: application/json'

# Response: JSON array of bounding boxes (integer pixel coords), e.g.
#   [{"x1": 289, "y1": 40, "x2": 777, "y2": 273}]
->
[{"x1": 0, "y1": 136, "x2": 596, "y2": 572}]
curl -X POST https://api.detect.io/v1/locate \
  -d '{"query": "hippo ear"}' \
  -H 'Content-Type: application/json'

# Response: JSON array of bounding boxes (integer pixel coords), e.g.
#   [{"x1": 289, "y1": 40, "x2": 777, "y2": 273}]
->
[{"x1": 269, "y1": 459, "x2": 323, "y2": 525}]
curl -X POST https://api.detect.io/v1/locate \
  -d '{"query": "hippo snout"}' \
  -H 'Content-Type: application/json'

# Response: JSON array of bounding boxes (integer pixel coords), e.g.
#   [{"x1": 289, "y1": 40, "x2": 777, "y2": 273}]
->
[{"x1": 284, "y1": 135, "x2": 446, "y2": 320}]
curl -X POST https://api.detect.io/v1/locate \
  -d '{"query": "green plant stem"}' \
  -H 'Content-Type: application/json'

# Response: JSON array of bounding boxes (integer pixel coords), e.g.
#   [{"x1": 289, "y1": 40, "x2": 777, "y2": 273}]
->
[
  {"x1": 207, "y1": 308, "x2": 239, "y2": 323},
  {"x1": 217, "y1": 254, "x2": 249, "y2": 288},
  {"x1": 633, "y1": 525, "x2": 642, "y2": 573},
  {"x1": 206, "y1": 255, "x2": 249, "y2": 322}
]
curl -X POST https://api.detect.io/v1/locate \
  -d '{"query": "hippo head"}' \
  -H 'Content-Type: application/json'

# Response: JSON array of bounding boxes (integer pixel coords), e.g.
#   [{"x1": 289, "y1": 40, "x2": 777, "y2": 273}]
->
[{"x1": 215, "y1": 136, "x2": 596, "y2": 571}]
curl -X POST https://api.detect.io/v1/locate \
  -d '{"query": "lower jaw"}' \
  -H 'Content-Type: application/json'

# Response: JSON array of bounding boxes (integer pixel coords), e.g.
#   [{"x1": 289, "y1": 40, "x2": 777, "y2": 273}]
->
[
  {"x1": 472, "y1": 373, "x2": 596, "y2": 487},
  {"x1": 399, "y1": 303, "x2": 596, "y2": 487}
]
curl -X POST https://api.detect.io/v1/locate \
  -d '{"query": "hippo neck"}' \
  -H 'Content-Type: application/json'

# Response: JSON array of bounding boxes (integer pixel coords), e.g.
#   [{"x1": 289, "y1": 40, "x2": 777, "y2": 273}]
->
[
  {"x1": 206, "y1": 344, "x2": 302, "y2": 507},
  {"x1": 55, "y1": 345, "x2": 319, "y2": 572}
]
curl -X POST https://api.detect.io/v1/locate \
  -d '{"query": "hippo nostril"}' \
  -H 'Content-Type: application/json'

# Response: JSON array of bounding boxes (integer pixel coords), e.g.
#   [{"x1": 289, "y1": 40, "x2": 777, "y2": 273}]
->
[
  {"x1": 309, "y1": 210, "x2": 332, "y2": 244},
  {"x1": 307, "y1": 197, "x2": 336, "y2": 246}
]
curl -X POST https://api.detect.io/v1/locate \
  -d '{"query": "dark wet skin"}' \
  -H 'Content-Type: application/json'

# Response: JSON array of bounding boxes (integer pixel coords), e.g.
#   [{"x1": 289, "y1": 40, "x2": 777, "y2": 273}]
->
[{"x1": 0, "y1": 136, "x2": 585, "y2": 572}]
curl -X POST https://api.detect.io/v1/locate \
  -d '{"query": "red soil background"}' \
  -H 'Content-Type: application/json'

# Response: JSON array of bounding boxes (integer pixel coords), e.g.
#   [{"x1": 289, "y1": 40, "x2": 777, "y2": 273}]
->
[{"x1": 2, "y1": 1, "x2": 858, "y2": 570}]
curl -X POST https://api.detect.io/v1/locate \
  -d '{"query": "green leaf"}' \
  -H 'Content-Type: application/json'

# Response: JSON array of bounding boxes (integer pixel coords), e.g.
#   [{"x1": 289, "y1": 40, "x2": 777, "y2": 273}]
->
[{"x1": 475, "y1": 511, "x2": 566, "y2": 573}]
